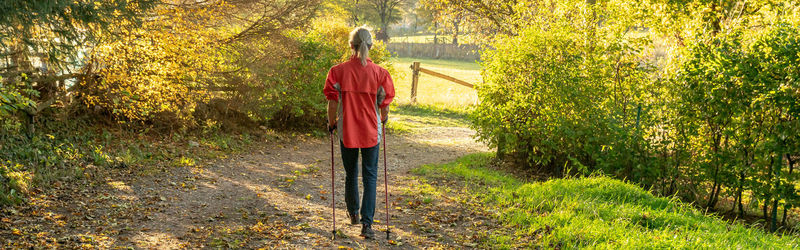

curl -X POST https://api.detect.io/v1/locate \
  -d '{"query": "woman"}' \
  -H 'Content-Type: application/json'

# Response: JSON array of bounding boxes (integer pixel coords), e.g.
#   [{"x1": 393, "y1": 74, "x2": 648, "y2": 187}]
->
[{"x1": 323, "y1": 26, "x2": 395, "y2": 239}]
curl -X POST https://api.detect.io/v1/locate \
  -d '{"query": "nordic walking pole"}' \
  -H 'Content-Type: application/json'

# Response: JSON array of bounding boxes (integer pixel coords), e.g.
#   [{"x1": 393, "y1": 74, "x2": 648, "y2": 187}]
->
[
  {"x1": 330, "y1": 126, "x2": 336, "y2": 240},
  {"x1": 382, "y1": 125, "x2": 390, "y2": 240}
]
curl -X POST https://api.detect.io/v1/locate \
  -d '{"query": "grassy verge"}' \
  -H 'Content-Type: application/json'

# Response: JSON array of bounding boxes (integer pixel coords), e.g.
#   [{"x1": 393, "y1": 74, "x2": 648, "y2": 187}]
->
[
  {"x1": 390, "y1": 57, "x2": 480, "y2": 108},
  {"x1": 412, "y1": 153, "x2": 799, "y2": 249}
]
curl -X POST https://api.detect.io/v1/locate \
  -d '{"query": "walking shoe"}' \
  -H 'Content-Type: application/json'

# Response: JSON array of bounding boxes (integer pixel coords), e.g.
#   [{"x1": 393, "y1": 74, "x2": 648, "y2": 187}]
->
[
  {"x1": 360, "y1": 224, "x2": 375, "y2": 239},
  {"x1": 348, "y1": 212, "x2": 359, "y2": 225}
]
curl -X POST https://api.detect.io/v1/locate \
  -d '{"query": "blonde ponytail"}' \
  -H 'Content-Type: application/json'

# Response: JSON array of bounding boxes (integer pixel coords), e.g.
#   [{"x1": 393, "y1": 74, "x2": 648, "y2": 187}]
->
[{"x1": 349, "y1": 27, "x2": 373, "y2": 66}]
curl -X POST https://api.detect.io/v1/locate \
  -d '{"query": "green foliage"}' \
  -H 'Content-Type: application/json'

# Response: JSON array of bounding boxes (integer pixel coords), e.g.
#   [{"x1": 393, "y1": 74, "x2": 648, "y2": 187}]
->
[
  {"x1": 473, "y1": 1, "x2": 654, "y2": 178},
  {"x1": 0, "y1": 79, "x2": 36, "y2": 118},
  {"x1": 669, "y1": 22, "x2": 800, "y2": 226},
  {"x1": 0, "y1": 0, "x2": 154, "y2": 70},
  {"x1": 414, "y1": 154, "x2": 800, "y2": 248},
  {"x1": 0, "y1": 120, "x2": 92, "y2": 205},
  {"x1": 471, "y1": 0, "x2": 800, "y2": 231}
]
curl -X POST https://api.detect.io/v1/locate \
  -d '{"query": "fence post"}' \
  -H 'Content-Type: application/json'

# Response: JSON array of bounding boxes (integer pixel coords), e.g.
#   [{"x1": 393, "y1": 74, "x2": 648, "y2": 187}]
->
[{"x1": 410, "y1": 62, "x2": 420, "y2": 104}]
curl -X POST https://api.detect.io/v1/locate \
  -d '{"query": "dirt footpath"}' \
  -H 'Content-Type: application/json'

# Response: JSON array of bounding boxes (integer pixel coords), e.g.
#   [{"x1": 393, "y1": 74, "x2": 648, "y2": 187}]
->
[
  {"x1": 0, "y1": 117, "x2": 493, "y2": 249},
  {"x1": 128, "y1": 123, "x2": 489, "y2": 248}
]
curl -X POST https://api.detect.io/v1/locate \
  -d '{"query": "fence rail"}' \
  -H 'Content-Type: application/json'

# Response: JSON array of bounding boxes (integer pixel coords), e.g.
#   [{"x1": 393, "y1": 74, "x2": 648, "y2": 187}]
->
[{"x1": 409, "y1": 61, "x2": 474, "y2": 104}]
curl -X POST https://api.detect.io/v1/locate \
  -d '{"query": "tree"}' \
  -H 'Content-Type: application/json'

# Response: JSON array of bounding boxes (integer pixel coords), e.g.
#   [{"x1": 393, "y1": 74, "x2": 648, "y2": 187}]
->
[
  {"x1": 421, "y1": 0, "x2": 521, "y2": 36},
  {"x1": 420, "y1": 0, "x2": 468, "y2": 44},
  {"x1": 365, "y1": 0, "x2": 404, "y2": 42},
  {"x1": 218, "y1": 0, "x2": 321, "y2": 43},
  {"x1": 324, "y1": 0, "x2": 369, "y2": 26}
]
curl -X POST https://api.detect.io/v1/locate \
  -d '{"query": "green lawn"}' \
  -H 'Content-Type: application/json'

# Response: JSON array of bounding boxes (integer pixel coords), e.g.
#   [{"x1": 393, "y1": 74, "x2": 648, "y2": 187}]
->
[
  {"x1": 390, "y1": 57, "x2": 481, "y2": 108},
  {"x1": 411, "y1": 153, "x2": 800, "y2": 249}
]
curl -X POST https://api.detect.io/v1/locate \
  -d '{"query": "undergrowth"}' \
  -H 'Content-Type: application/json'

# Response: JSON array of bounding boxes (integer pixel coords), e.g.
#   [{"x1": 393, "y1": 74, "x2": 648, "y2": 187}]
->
[{"x1": 0, "y1": 118, "x2": 262, "y2": 205}]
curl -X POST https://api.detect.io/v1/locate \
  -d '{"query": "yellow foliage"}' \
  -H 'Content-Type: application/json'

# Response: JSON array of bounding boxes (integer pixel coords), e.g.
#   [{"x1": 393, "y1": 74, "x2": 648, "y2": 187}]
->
[
  {"x1": 1, "y1": 162, "x2": 32, "y2": 195},
  {"x1": 85, "y1": 3, "x2": 228, "y2": 124}
]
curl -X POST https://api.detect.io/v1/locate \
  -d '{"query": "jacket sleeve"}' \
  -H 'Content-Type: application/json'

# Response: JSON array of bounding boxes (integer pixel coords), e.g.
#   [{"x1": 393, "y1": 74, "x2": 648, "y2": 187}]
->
[
  {"x1": 379, "y1": 69, "x2": 395, "y2": 109},
  {"x1": 323, "y1": 67, "x2": 339, "y2": 101}
]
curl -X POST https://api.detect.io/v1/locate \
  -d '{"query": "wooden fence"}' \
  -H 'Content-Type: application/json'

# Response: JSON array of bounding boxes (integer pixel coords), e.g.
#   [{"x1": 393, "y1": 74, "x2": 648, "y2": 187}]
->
[
  {"x1": 409, "y1": 61, "x2": 474, "y2": 104},
  {"x1": 388, "y1": 43, "x2": 481, "y2": 61}
]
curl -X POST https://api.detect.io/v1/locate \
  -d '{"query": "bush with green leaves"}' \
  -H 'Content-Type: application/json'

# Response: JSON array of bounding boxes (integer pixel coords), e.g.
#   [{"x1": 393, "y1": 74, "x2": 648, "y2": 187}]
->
[
  {"x1": 473, "y1": 1, "x2": 800, "y2": 231},
  {"x1": 0, "y1": 79, "x2": 34, "y2": 119},
  {"x1": 669, "y1": 23, "x2": 800, "y2": 230},
  {"x1": 473, "y1": 2, "x2": 655, "y2": 181}
]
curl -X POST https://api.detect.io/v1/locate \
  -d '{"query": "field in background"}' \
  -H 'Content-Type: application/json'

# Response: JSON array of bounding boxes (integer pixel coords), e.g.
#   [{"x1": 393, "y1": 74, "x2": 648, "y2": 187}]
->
[
  {"x1": 390, "y1": 34, "x2": 478, "y2": 45},
  {"x1": 390, "y1": 57, "x2": 481, "y2": 108}
]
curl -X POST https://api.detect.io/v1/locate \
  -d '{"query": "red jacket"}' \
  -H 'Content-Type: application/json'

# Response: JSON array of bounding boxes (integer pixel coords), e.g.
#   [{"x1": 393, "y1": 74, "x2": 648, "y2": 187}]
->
[{"x1": 323, "y1": 56, "x2": 395, "y2": 148}]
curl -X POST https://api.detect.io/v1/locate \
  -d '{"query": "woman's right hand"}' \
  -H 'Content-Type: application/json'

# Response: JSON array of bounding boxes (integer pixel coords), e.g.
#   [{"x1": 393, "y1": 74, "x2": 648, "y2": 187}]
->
[{"x1": 328, "y1": 123, "x2": 337, "y2": 133}]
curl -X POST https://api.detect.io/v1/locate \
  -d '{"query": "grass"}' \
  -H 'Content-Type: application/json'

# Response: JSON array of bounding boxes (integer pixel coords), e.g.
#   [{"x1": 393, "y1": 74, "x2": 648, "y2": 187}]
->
[
  {"x1": 390, "y1": 57, "x2": 481, "y2": 108},
  {"x1": 386, "y1": 103, "x2": 472, "y2": 134},
  {"x1": 412, "y1": 153, "x2": 800, "y2": 249}
]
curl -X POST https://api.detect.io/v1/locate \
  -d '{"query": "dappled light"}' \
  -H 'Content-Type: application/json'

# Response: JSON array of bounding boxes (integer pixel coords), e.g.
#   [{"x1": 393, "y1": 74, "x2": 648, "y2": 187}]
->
[{"x1": 2, "y1": 0, "x2": 799, "y2": 248}]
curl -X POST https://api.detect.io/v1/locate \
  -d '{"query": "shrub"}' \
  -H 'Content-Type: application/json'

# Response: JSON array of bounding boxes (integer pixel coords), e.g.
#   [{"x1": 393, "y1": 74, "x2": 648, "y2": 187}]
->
[
  {"x1": 223, "y1": 18, "x2": 393, "y2": 129},
  {"x1": 0, "y1": 79, "x2": 35, "y2": 119},
  {"x1": 472, "y1": 1, "x2": 800, "y2": 229},
  {"x1": 669, "y1": 23, "x2": 800, "y2": 226},
  {"x1": 80, "y1": 5, "x2": 224, "y2": 127},
  {"x1": 473, "y1": 2, "x2": 654, "y2": 180}
]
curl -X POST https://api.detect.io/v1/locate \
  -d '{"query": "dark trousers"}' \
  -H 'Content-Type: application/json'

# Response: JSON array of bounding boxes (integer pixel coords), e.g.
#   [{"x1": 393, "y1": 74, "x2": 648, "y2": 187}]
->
[{"x1": 340, "y1": 142, "x2": 379, "y2": 226}]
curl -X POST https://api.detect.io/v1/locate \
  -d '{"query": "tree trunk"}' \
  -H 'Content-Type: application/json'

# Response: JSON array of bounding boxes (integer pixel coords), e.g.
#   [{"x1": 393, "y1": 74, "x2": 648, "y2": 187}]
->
[
  {"x1": 771, "y1": 198, "x2": 779, "y2": 232},
  {"x1": 707, "y1": 165, "x2": 721, "y2": 208},
  {"x1": 782, "y1": 154, "x2": 795, "y2": 225},
  {"x1": 771, "y1": 150, "x2": 784, "y2": 231},
  {"x1": 706, "y1": 132, "x2": 723, "y2": 208},
  {"x1": 737, "y1": 170, "x2": 745, "y2": 217},
  {"x1": 452, "y1": 18, "x2": 460, "y2": 45},
  {"x1": 763, "y1": 157, "x2": 775, "y2": 221},
  {"x1": 381, "y1": 22, "x2": 389, "y2": 43},
  {"x1": 433, "y1": 22, "x2": 439, "y2": 45}
]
